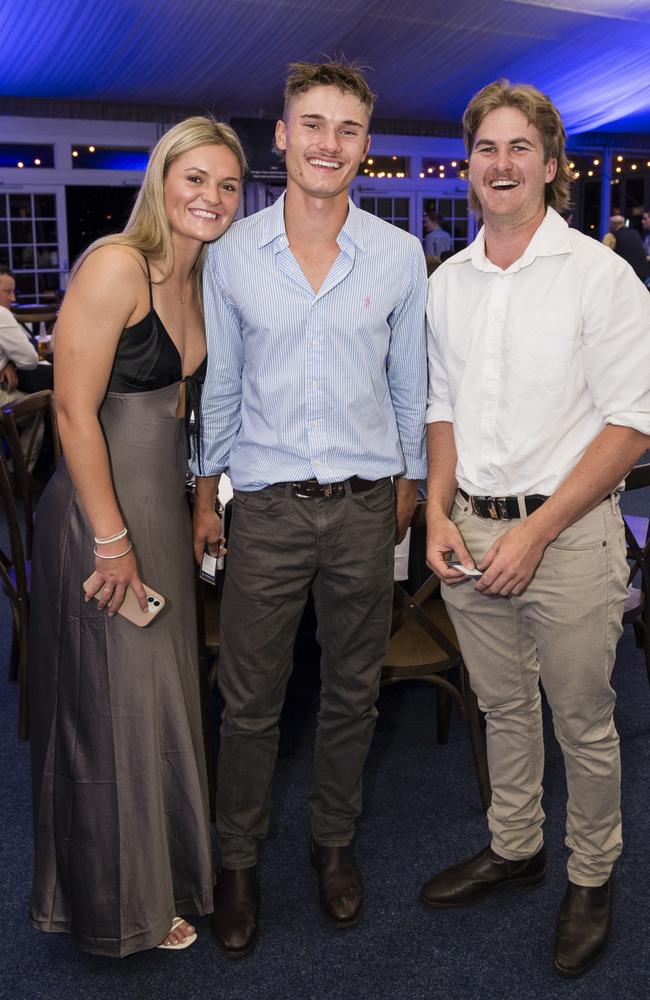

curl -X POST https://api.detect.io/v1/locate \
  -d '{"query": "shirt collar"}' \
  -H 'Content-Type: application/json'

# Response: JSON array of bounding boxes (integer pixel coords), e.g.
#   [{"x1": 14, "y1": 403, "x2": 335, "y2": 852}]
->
[
  {"x1": 257, "y1": 191, "x2": 366, "y2": 253},
  {"x1": 449, "y1": 207, "x2": 573, "y2": 273}
]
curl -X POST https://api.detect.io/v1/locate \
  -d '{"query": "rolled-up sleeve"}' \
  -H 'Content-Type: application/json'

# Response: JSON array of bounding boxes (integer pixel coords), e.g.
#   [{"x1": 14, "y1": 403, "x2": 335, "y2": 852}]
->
[
  {"x1": 581, "y1": 253, "x2": 650, "y2": 435},
  {"x1": 189, "y1": 245, "x2": 244, "y2": 477},
  {"x1": 386, "y1": 241, "x2": 428, "y2": 479}
]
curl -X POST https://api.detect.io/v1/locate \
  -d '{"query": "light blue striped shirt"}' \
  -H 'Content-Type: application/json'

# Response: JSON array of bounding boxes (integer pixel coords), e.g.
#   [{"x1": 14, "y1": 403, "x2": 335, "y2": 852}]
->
[{"x1": 192, "y1": 193, "x2": 427, "y2": 490}]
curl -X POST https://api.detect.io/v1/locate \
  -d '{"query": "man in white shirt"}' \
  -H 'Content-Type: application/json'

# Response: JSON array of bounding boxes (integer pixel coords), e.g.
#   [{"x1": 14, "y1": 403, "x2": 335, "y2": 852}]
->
[
  {"x1": 0, "y1": 267, "x2": 39, "y2": 403},
  {"x1": 422, "y1": 80, "x2": 650, "y2": 978}
]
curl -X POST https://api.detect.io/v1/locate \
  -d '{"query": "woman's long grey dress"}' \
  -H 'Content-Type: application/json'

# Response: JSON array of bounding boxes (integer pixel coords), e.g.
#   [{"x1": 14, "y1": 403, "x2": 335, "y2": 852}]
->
[{"x1": 28, "y1": 287, "x2": 213, "y2": 957}]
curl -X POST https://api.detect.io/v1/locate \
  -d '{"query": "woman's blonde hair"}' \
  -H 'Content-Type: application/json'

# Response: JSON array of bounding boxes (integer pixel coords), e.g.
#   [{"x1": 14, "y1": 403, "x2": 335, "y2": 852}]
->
[
  {"x1": 463, "y1": 80, "x2": 572, "y2": 214},
  {"x1": 73, "y1": 116, "x2": 247, "y2": 294}
]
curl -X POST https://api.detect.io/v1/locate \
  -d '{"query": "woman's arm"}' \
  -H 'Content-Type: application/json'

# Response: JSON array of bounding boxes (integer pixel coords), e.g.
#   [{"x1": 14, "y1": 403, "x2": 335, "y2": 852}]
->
[{"x1": 54, "y1": 245, "x2": 148, "y2": 614}]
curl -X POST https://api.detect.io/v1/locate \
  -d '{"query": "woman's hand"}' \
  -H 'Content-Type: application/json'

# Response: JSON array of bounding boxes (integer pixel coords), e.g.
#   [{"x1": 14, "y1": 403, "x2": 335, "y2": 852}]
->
[{"x1": 83, "y1": 545, "x2": 148, "y2": 616}]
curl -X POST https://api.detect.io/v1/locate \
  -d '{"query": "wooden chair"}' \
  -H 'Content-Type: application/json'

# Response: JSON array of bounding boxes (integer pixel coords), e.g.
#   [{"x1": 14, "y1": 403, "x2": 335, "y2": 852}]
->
[
  {"x1": 0, "y1": 448, "x2": 30, "y2": 739},
  {"x1": 382, "y1": 503, "x2": 491, "y2": 810},
  {"x1": 621, "y1": 463, "x2": 650, "y2": 687},
  {"x1": 1, "y1": 389, "x2": 61, "y2": 560}
]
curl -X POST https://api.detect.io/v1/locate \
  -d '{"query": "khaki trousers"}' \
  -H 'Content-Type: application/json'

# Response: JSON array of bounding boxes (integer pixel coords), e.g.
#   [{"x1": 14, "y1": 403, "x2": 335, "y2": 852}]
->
[{"x1": 442, "y1": 492, "x2": 629, "y2": 886}]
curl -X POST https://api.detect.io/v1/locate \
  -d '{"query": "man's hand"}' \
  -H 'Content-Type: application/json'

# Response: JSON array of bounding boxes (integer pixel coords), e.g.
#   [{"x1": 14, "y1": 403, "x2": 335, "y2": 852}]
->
[
  {"x1": 193, "y1": 507, "x2": 225, "y2": 566},
  {"x1": 476, "y1": 519, "x2": 547, "y2": 596},
  {"x1": 0, "y1": 361, "x2": 18, "y2": 392},
  {"x1": 426, "y1": 512, "x2": 476, "y2": 583},
  {"x1": 394, "y1": 478, "x2": 419, "y2": 543}
]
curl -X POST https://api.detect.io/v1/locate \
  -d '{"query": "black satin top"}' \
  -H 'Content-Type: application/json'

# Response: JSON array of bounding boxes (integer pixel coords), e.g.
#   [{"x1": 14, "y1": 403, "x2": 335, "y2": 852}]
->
[
  {"x1": 104, "y1": 258, "x2": 208, "y2": 467},
  {"x1": 107, "y1": 259, "x2": 182, "y2": 393}
]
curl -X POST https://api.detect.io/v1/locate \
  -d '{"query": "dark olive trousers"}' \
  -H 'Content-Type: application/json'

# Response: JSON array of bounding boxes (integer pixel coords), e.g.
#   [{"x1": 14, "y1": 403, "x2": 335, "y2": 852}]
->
[{"x1": 215, "y1": 479, "x2": 396, "y2": 868}]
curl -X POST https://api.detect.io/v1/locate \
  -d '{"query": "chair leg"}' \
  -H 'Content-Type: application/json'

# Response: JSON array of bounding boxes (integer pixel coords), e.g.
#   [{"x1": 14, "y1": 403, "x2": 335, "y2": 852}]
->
[
  {"x1": 18, "y1": 618, "x2": 29, "y2": 741},
  {"x1": 460, "y1": 660, "x2": 491, "y2": 811},
  {"x1": 436, "y1": 686, "x2": 450, "y2": 745},
  {"x1": 8, "y1": 623, "x2": 19, "y2": 681}
]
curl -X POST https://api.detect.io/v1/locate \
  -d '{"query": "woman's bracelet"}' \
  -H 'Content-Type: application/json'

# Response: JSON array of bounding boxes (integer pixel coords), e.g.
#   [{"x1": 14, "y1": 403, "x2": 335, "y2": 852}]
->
[
  {"x1": 95, "y1": 527, "x2": 128, "y2": 545},
  {"x1": 93, "y1": 542, "x2": 133, "y2": 559}
]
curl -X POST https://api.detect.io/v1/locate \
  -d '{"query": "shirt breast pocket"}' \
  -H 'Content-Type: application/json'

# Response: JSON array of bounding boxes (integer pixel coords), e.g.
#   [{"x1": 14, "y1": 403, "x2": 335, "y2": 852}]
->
[{"x1": 509, "y1": 314, "x2": 576, "y2": 393}]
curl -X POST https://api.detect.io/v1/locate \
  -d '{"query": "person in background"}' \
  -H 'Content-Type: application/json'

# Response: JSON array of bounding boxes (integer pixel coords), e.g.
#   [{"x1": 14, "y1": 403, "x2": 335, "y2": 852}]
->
[
  {"x1": 609, "y1": 214, "x2": 650, "y2": 285},
  {"x1": 423, "y1": 210, "x2": 452, "y2": 257},
  {"x1": 192, "y1": 59, "x2": 427, "y2": 959},
  {"x1": 0, "y1": 267, "x2": 40, "y2": 404},
  {"x1": 423, "y1": 79, "x2": 650, "y2": 978},
  {"x1": 29, "y1": 116, "x2": 246, "y2": 957},
  {"x1": 641, "y1": 209, "x2": 650, "y2": 260}
]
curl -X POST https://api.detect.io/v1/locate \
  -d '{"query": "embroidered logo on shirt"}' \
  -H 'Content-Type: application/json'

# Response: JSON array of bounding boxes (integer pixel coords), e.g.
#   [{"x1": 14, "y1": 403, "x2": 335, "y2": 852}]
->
[{"x1": 363, "y1": 296, "x2": 371, "y2": 309}]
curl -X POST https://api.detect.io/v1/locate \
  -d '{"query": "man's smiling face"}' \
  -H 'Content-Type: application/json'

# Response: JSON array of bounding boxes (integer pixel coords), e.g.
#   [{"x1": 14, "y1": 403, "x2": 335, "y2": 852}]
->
[
  {"x1": 469, "y1": 106, "x2": 556, "y2": 229},
  {"x1": 275, "y1": 85, "x2": 371, "y2": 201}
]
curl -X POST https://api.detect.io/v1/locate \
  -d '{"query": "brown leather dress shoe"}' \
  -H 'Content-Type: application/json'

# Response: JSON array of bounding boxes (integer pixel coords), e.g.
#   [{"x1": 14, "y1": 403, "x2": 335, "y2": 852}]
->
[
  {"x1": 211, "y1": 865, "x2": 259, "y2": 959},
  {"x1": 310, "y1": 839, "x2": 363, "y2": 928},
  {"x1": 420, "y1": 845, "x2": 546, "y2": 908},
  {"x1": 553, "y1": 879, "x2": 612, "y2": 978}
]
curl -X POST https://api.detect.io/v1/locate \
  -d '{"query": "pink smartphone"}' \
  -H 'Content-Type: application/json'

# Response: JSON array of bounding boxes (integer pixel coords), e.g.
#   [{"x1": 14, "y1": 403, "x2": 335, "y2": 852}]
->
[{"x1": 83, "y1": 574, "x2": 165, "y2": 627}]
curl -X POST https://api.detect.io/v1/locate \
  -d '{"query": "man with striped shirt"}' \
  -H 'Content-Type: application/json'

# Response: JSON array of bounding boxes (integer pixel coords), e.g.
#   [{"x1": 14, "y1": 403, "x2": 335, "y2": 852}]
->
[{"x1": 191, "y1": 61, "x2": 427, "y2": 957}]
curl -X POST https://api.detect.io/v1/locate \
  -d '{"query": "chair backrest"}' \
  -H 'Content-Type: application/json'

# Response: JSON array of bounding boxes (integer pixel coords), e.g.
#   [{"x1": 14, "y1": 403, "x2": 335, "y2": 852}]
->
[
  {"x1": 0, "y1": 389, "x2": 61, "y2": 559},
  {"x1": 622, "y1": 463, "x2": 650, "y2": 619},
  {"x1": 0, "y1": 446, "x2": 29, "y2": 616}
]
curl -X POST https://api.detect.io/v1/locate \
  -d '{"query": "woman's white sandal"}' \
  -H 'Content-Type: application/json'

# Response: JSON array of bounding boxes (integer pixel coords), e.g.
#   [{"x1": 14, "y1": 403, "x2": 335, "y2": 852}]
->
[{"x1": 157, "y1": 916, "x2": 198, "y2": 950}]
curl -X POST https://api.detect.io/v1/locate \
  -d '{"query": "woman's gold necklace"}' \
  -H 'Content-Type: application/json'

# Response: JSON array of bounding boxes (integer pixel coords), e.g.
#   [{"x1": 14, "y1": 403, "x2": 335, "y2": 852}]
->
[{"x1": 172, "y1": 275, "x2": 190, "y2": 305}]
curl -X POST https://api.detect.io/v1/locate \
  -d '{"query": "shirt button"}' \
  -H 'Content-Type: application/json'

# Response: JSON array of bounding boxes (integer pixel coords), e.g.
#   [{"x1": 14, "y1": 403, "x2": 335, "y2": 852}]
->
[
  {"x1": 312, "y1": 381, "x2": 318, "y2": 388},
  {"x1": 312, "y1": 339, "x2": 318, "y2": 346}
]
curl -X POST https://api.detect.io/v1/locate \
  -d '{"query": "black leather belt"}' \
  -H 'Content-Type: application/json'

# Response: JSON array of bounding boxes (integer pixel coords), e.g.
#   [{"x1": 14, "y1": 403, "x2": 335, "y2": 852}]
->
[
  {"x1": 459, "y1": 488, "x2": 548, "y2": 520},
  {"x1": 291, "y1": 476, "x2": 387, "y2": 499}
]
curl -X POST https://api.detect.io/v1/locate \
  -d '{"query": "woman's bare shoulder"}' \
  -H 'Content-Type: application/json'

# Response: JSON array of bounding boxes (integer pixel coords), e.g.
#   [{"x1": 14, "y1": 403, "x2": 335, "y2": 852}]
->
[{"x1": 77, "y1": 243, "x2": 148, "y2": 284}]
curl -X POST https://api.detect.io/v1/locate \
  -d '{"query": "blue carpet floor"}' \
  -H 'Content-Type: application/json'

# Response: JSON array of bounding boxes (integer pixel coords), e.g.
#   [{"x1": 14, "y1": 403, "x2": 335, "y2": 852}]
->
[{"x1": 1, "y1": 490, "x2": 649, "y2": 1000}]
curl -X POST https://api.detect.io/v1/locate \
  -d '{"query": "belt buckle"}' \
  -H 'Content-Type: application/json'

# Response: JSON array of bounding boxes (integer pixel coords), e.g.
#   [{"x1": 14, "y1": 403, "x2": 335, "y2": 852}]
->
[
  {"x1": 471, "y1": 496, "x2": 505, "y2": 519},
  {"x1": 323, "y1": 483, "x2": 333, "y2": 498}
]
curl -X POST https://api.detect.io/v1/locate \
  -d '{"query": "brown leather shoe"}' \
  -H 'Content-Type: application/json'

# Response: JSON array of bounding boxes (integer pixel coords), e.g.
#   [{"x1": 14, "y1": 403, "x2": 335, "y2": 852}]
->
[
  {"x1": 310, "y1": 839, "x2": 363, "y2": 928},
  {"x1": 420, "y1": 845, "x2": 546, "y2": 908},
  {"x1": 553, "y1": 879, "x2": 612, "y2": 978},
  {"x1": 211, "y1": 865, "x2": 258, "y2": 959}
]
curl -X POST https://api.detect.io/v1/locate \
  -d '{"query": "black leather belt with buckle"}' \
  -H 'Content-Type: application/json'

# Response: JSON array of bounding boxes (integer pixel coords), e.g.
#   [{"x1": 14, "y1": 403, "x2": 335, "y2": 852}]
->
[
  {"x1": 459, "y1": 488, "x2": 548, "y2": 520},
  {"x1": 291, "y1": 476, "x2": 385, "y2": 499}
]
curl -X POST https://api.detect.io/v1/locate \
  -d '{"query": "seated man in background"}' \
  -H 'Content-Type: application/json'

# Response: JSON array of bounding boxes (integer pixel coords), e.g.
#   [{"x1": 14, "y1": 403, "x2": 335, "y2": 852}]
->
[
  {"x1": 423, "y1": 79, "x2": 650, "y2": 979},
  {"x1": 0, "y1": 266, "x2": 40, "y2": 404},
  {"x1": 1, "y1": 266, "x2": 55, "y2": 479}
]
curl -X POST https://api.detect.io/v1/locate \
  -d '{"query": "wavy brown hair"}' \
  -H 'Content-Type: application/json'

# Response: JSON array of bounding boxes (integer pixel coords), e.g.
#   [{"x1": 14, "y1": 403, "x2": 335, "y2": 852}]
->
[
  {"x1": 463, "y1": 79, "x2": 572, "y2": 214},
  {"x1": 283, "y1": 60, "x2": 376, "y2": 119}
]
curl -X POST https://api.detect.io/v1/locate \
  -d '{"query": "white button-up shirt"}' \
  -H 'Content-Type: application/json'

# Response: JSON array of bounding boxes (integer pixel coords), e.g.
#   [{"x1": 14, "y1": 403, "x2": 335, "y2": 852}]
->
[
  {"x1": 426, "y1": 208, "x2": 650, "y2": 496},
  {"x1": 0, "y1": 306, "x2": 38, "y2": 371}
]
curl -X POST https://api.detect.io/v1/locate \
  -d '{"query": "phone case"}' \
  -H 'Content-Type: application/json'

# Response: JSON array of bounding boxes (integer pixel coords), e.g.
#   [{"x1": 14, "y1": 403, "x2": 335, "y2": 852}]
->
[{"x1": 83, "y1": 574, "x2": 165, "y2": 627}]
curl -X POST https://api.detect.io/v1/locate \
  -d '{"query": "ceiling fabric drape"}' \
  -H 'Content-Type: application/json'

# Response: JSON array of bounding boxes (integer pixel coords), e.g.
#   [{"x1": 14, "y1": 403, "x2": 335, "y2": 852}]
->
[{"x1": 2, "y1": 0, "x2": 650, "y2": 133}]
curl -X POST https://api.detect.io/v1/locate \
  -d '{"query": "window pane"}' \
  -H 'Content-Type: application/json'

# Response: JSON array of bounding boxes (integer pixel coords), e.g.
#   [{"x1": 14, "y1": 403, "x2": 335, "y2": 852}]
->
[
  {"x1": 393, "y1": 198, "x2": 409, "y2": 215},
  {"x1": 394, "y1": 220, "x2": 410, "y2": 232},
  {"x1": 0, "y1": 197, "x2": 6, "y2": 219},
  {"x1": 34, "y1": 194, "x2": 56, "y2": 217},
  {"x1": 0, "y1": 246, "x2": 9, "y2": 267},
  {"x1": 9, "y1": 194, "x2": 32, "y2": 217},
  {"x1": 15, "y1": 273, "x2": 36, "y2": 300},
  {"x1": 35, "y1": 220, "x2": 57, "y2": 242},
  {"x1": 15, "y1": 247, "x2": 35, "y2": 268},
  {"x1": 360, "y1": 198, "x2": 375, "y2": 213},
  {"x1": 38, "y1": 272, "x2": 60, "y2": 295},
  {"x1": 0, "y1": 221, "x2": 7, "y2": 243},
  {"x1": 36, "y1": 246, "x2": 59, "y2": 267},
  {"x1": 11, "y1": 220, "x2": 33, "y2": 243}
]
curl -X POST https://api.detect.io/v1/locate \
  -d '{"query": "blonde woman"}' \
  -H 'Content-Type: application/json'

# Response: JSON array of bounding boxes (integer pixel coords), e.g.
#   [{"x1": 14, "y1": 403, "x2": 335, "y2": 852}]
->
[{"x1": 29, "y1": 117, "x2": 245, "y2": 956}]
